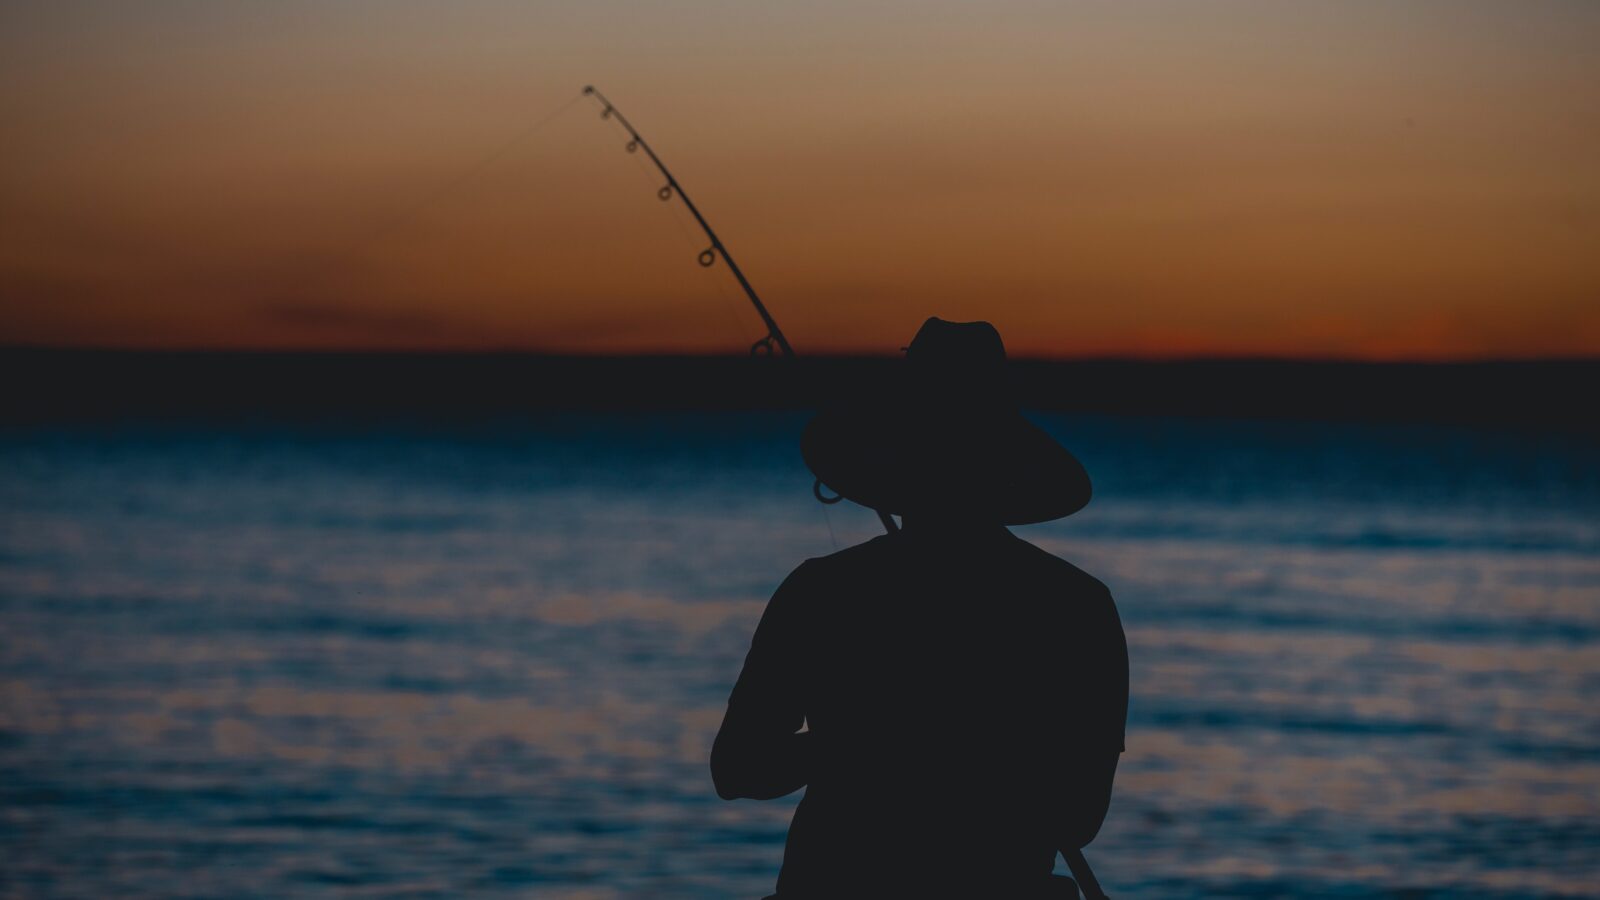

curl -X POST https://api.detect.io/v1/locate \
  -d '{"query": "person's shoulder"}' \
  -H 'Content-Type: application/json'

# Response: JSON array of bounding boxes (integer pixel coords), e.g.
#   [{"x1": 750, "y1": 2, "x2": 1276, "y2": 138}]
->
[
  {"x1": 767, "y1": 536, "x2": 896, "y2": 614},
  {"x1": 796, "y1": 533, "x2": 899, "y2": 577},
  {"x1": 1004, "y1": 533, "x2": 1114, "y2": 602}
]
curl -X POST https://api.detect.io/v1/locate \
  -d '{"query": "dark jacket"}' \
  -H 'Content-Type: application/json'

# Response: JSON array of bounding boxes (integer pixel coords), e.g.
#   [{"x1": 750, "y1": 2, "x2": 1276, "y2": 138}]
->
[{"x1": 711, "y1": 527, "x2": 1128, "y2": 897}]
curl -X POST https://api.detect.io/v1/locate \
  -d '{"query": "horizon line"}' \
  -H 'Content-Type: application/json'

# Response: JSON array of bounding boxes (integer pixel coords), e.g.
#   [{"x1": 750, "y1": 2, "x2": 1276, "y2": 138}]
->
[{"x1": 4, "y1": 344, "x2": 1597, "y2": 367}]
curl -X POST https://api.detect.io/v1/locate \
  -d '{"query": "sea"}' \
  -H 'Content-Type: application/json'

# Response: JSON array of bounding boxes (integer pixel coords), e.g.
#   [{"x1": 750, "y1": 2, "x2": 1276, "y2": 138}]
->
[{"x1": 1, "y1": 413, "x2": 1596, "y2": 898}]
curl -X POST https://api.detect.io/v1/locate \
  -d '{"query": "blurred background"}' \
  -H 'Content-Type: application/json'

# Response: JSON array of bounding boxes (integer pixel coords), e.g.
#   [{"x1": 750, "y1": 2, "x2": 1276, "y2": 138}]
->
[{"x1": 2, "y1": 2, "x2": 1598, "y2": 897}]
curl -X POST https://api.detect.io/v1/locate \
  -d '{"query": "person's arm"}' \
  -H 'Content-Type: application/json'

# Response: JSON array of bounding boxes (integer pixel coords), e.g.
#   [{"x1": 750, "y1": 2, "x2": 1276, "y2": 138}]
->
[
  {"x1": 1059, "y1": 749, "x2": 1120, "y2": 849},
  {"x1": 1058, "y1": 580, "x2": 1129, "y2": 849},
  {"x1": 710, "y1": 562, "x2": 815, "y2": 800}
]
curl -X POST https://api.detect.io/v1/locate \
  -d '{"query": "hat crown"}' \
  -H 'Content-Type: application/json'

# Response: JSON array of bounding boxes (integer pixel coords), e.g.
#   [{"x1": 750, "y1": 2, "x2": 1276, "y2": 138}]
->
[
  {"x1": 906, "y1": 318, "x2": 1008, "y2": 401},
  {"x1": 800, "y1": 317, "x2": 1091, "y2": 524}
]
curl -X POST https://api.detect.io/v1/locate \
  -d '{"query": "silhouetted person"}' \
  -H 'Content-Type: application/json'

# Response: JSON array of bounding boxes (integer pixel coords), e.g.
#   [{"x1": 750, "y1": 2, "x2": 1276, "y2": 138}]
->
[{"x1": 712, "y1": 319, "x2": 1127, "y2": 898}]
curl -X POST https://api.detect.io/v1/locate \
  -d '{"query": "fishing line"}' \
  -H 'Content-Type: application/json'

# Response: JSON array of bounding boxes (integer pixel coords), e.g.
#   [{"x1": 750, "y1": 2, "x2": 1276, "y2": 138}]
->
[
  {"x1": 620, "y1": 145, "x2": 757, "y2": 347},
  {"x1": 616, "y1": 142, "x2": 834, "y2": 546},
  {"x1": 359, "y1": 92, "x2": 586, "y2": 248},
  {"x1": 581, "y1": 86, "x2": 794, "y2": 359},
  {"x1": 612, "y1": 136, "x2": 841, "y2": 549},
  {"x1": 820, "y1": 504, "x2": 840, "y2": 552},
  {"x1": 295, "y1": 91, "x2": 586, "y2": 304},
  {"x1": 605, "y1": 106, "x2": 759, "y2": 342}
]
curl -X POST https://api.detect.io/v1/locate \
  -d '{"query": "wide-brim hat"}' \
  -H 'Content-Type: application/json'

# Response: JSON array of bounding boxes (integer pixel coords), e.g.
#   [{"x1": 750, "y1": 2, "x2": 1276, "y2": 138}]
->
[{"x1": 801, "y1": 318, "x2": 1091, "y2": 525}]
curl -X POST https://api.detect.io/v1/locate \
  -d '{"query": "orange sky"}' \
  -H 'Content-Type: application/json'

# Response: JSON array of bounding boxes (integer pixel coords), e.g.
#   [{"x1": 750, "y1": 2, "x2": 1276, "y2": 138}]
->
[{"x1": 2, "y1": 1, "x2": 1597, "y2": 358}]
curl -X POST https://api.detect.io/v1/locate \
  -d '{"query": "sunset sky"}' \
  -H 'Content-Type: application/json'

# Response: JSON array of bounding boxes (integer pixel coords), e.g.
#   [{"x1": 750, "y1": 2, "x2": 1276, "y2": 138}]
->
[{"x1": 2, "y1": 1, "x2": 1596, "y2": 358}]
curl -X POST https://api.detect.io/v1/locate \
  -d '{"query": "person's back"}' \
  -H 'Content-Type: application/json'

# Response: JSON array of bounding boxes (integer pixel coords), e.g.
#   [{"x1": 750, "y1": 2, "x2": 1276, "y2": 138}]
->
[
  {"x1": 710, "y1": 318, "x2": 1127, "y2": 897},
  {"x1": 713, "y1": 524, "x2": 1126, "y2": 896}
]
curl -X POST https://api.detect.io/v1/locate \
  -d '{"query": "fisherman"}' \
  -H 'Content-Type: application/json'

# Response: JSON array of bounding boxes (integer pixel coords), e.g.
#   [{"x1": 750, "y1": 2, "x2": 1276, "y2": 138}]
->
[{"x1": 711, "y1": 318, "x2": 1128, "y2": 898}]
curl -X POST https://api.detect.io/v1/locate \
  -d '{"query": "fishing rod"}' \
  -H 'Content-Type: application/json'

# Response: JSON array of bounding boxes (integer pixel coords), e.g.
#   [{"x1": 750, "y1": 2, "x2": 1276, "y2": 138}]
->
[
  {"x1": 583, "y1": 85, "x2": 900, "y2": 536},
  {"x1": 582, "y1": 85, "x2": 792, "y2": 359},
  {"x1": 584, "y1": 86, "x2": 1109, "y2": 900}
]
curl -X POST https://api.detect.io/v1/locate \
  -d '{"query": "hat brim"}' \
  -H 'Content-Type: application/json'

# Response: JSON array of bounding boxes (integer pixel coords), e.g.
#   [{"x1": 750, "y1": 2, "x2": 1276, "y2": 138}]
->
[{"x1": 801, "y1": 401, "x2": 1091, "y2": 525}]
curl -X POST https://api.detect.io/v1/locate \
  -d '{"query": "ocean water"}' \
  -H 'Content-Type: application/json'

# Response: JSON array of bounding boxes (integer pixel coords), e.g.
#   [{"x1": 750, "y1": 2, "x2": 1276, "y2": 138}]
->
[{"x1": 1, "y1": 413, "x2": 1596, "y2": 899}]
